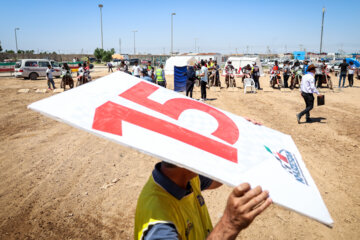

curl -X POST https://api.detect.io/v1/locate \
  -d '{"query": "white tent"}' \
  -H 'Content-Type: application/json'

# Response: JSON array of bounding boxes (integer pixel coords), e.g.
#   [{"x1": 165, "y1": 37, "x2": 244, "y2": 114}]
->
[
  {"x1": 164, "y1": 56, "x2": 196, "y2": 75},
  {"x1": 193, "y1": 53, "x2": 222, "y2": 64},
  {"x1": 223, "y1": 57, "x2": 264, "y2": 76}
]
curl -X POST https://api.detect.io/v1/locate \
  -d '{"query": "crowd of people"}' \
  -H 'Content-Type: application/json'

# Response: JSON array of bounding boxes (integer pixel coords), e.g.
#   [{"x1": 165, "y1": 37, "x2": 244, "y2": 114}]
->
[{"x1": 269, "y1": 58, "x2": 357, "y2": 89}]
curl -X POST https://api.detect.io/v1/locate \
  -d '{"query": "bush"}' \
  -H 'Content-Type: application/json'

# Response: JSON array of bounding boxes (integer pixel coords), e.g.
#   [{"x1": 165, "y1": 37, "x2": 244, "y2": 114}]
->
[{"x1": 94, "y1": 48, "x2": 116, "y2": 63}]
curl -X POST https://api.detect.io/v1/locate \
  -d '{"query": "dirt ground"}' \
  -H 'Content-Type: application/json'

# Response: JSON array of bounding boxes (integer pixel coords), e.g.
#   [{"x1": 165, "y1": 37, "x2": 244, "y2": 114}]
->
[{"x1": 0, "y1": 67, "x2": 359, "y2": 240}]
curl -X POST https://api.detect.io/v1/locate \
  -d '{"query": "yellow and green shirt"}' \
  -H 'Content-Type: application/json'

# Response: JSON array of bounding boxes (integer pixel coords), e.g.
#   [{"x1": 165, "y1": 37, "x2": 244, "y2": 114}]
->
[{"x1": 134, "y1": 163, "x2": 213, "y2": 240}]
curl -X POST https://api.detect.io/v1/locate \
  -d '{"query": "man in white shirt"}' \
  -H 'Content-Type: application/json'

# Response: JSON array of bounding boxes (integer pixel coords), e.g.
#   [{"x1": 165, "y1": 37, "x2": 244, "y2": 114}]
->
[
  {"x1": 296, "y1": 64, "x2": 323, "y2": 123},
  {"x1": 199, "y1": 60, "x2": 208, "y2": 101},
  {"x1": 132, "y1": 61, "x2": 142, "y2": 78},
  {"x1": 348, "y1": 61, "x2": 356, "y2": 87}
]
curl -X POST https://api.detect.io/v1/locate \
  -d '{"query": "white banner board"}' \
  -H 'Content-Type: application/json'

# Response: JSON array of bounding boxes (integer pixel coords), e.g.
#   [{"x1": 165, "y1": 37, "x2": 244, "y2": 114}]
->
[{"x1": 28, "y1": 71, "x2": 333, "y2": 227}]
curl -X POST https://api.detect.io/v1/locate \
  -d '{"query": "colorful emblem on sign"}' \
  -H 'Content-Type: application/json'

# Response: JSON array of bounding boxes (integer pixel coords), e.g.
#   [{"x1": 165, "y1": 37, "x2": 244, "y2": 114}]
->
[{"x1": 265, "y1": 146, "x2": 308, "y2": 185}]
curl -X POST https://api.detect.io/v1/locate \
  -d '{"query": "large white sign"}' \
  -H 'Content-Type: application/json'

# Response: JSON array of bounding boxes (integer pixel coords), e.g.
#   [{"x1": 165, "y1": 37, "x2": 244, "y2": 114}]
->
[{"x1": 28, "y1": 71, "x2": 333, "y2": 227}]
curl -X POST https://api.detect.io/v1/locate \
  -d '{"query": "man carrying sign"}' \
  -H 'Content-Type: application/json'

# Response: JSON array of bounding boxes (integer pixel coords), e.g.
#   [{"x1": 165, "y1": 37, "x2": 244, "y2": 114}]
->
[{"x1": 134, "y1": 161, "x2": 272, "y2": 239}]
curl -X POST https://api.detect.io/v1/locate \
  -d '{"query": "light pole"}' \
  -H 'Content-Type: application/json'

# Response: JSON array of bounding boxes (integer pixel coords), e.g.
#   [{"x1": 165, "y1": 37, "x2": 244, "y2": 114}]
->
[
  {"x1": 320, "y1": 7, "x2": 326, "y2": 55},
  {"x1": 14, "y1": 27, "x2": 20, "y2": 53},
  {"x1": 132, "y1": 30, "x2": 138, "y2": 55},
  {"x1": 194, "y1": 38, "x2": 198, "y2": 53},
  {"x1": 98, "y1": 4, "x2": 104, "y2": 49},
  {"x1": 171, "y1": 13, "x2": 176, "y2": 55},
  {"x1": 119, "y1": 38, "x2": 121, "y2": 54}
]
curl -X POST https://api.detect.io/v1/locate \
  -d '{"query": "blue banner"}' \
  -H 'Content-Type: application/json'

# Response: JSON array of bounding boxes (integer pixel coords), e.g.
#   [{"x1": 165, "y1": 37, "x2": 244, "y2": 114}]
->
[{"x1": 174, "y1": 66, "x2": 187, "y2": 92}]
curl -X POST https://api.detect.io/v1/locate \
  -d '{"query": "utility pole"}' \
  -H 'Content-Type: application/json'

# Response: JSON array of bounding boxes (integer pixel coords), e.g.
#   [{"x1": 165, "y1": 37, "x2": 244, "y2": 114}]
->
[
  {"x1": 119, "y1": 38, "x2": 121, "y2": 54},
  {"x1": 132, "y1": 30, "x2": 138, "y2": 55},
  {"x1": 98, "y1": 4, "x2": 104, "y2": 49},
  {"x1": 171, "y1": 13, "x2": 176, "y2": 55},
  {"x1": 14, "y1": 27, "x2": 20, "y2": 53},
  {"x1": 320, "y1": 7, "x2": 326, "y2": 54},
  {"x1": 194, "y1": 38, "x2": 198, "y2": 53}
]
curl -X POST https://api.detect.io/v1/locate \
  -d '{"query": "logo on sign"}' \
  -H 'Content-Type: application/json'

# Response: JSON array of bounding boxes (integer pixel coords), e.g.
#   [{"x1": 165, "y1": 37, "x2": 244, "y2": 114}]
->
[{"x1": 265, "y1": 146, "x2": 308, "y2": 185}]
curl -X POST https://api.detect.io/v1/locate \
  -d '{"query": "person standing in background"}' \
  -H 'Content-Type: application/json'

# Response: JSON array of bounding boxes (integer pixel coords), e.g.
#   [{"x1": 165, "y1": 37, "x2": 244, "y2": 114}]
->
[
  {"x1": 185, "y1": 64, "x2": 196, "y2": 98},
  {"x1": 199, "y1": 60, "x2": 208, "y2": 101},
  {"x1": 132, "y1": 61, "x2": 142, "y2": 78},
  {"x1": 46, "y1": 64, "x2": 56, "y2": 90},
  {"x1": 338, "y1": 59, "x2": 349, "y2": 88},
  {"x1": 348, "y1": 61, "x2": 355, "y2": 87},
  {"x1": 252, "y1": 62, "x2": 261, "y2": 89},
  {"x1": 282, "y1": 61, "x2": 291, "y2": 88},
  {"x1": 315, "y1": 60, "x2": 323, "y2": 87},
  {"x1": 155, "y1": 64, "x2": 166, "y2": 87}
]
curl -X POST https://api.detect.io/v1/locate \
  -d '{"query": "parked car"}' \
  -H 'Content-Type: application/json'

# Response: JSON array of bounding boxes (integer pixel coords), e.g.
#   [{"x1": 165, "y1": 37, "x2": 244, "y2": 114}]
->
[{"x1": 14, "y1": 59, "x2": 61, "y2": 80}]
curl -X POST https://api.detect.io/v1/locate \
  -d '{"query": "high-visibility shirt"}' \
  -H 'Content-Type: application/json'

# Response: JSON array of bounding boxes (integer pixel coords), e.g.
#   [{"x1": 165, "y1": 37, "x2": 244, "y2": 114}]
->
[
  {"x1": 134, "y1": 175, "x2": 213, "y2": 239},
  {"x1": 155, "y1": 68, "x2": 164, "y2": 81}
]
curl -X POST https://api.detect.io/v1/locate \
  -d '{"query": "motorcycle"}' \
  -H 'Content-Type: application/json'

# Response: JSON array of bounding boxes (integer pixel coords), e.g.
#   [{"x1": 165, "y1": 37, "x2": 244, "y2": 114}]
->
[
  {"x1": 209, "y1": 67, "x2": 221, "y2": 87},
  {"x1": 270, "y1": 70, "x2": 282, "y2": 89},
  {"x1": 290, "y1": 69, "x2": 302, "y2": 89},
  {"x1": 225, "y1": 68, "x2": 236, "y2": 88},
  {"x1": 60, "y1": 69, "x2": 74, "y2": 90},
  {"x1": 317, "y1": 67, "x2": 333, "y2": 89},
  {"x1": 76, "y1": 68, "x2": 92, "y2": 86}
]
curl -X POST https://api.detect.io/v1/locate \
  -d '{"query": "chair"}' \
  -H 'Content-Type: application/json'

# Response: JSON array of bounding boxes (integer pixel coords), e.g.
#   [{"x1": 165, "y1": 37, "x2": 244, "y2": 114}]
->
[{"x1": 243, "y1": 78, "x2": 256, "y2": 94}]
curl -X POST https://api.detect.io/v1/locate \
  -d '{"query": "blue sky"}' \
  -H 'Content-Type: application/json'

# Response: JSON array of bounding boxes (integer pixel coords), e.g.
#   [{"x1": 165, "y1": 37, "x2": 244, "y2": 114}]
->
[{"x1": 0, "y1": 0, "x2": 359, "y2": 54}]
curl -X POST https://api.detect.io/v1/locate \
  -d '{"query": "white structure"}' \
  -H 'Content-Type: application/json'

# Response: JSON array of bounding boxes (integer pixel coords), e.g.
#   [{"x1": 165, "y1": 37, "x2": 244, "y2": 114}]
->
[
  {"x1": 223, "y1": 57, "x2": 264, "y2": 76},
  {"x1": 192, "y1": 53, "x2": 222, "y2": 64},
  {"x1": 164, "y1": 56, "x2": 196, "y2": 75}
]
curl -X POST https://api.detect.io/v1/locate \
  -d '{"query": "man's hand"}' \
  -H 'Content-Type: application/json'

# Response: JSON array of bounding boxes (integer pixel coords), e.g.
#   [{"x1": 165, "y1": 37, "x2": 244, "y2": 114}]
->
[{"x1": 208, "y1": 183, "x2": 272, "y2": 240}]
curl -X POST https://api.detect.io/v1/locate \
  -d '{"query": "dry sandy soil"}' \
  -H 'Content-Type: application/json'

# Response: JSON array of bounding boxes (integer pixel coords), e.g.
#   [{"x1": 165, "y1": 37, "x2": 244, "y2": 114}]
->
[{"x1": 0, "y1": 67, "x2": 359, "y2": 240}]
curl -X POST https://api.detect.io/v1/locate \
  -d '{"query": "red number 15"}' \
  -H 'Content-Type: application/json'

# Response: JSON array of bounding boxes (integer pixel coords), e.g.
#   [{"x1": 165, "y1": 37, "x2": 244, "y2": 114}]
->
[{"x1": 92, "y1": 81, "x2": 239, "y2": 163}]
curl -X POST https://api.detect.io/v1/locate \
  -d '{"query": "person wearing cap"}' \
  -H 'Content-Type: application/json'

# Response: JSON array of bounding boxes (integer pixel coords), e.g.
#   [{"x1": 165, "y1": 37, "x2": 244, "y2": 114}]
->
[
  {"x1": 296, "y1": 64, "x2": 323, "y2": 123},
  {"x1": 155, "y1": 64, "x2": 166, "y2": 88},
  {"x1": 134, "y1": 161, "x2": 272, "y2": 240}
]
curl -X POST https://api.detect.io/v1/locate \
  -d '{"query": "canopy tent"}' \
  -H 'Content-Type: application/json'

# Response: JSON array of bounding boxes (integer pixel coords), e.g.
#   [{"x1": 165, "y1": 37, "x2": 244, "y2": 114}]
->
[
  {"x1": 345, "y1": 58, "x2": 360, "y2": 67},
  {"x1": 193, "y1": 53, "x2": 222, "y2": 64},
  {"x1": 223, "y1": 57, "x2": 264, "y2": 77},
  {"x1": 164, "y1": 56, "x2": 196, "y2": 75},
  {"x1": 112, "y1": 54, "x2": 124, "y2": 60}
]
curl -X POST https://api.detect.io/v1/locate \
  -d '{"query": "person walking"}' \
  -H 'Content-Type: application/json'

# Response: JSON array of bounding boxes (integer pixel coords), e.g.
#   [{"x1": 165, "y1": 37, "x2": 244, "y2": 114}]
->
[
  {"x1": 107, "y1": 62, "x2": 113, "y2": 72},
  {"x1": 338, "y1": 59, "x2": 349, "y2": 88},
  {"x1": 155, "y1": 64, "x2": 166, "y2": 87},
  {"x1": 348, "y1": 61, "x2": 356, "y2": 87},
  {"x1": 296, "y1": 64, "x2": 322, "y2": 123},
  {"x1": 199, "y1": 60, "x2": 208, "y2": 101},
  {"x1": 185, "y1": 64, "x2": 196, "y2": 98},
  {"x1": 302, "y1": 60, "x2": 309, "y2": 75},
  {"x1": 132, "y1": 61, "x2": 142, "y2": 78},
  {"x1": 46, "y1": 64, "x2": 56, "y2": 90}
]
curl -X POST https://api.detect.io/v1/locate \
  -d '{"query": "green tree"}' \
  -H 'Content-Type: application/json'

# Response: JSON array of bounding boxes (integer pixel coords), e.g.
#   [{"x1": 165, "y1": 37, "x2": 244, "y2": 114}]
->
[
  {"x1": 0, "y1": 43, "x2": 2, "y2": 52},
  {"x1": 102, "y1": 51, "x2": 112, "y2": 62},
  {"x1": 5, "y1": 50, "x2": 15, "y2": 53},
  {"x1": 94, "y1": 48, "x2": 105, "y2": 61}
]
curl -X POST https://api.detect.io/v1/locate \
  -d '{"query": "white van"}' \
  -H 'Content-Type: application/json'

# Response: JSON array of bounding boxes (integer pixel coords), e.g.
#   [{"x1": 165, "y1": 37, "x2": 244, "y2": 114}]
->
[{"x1": 14, "y1": 59, "x2": 61, "y2": 80}]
